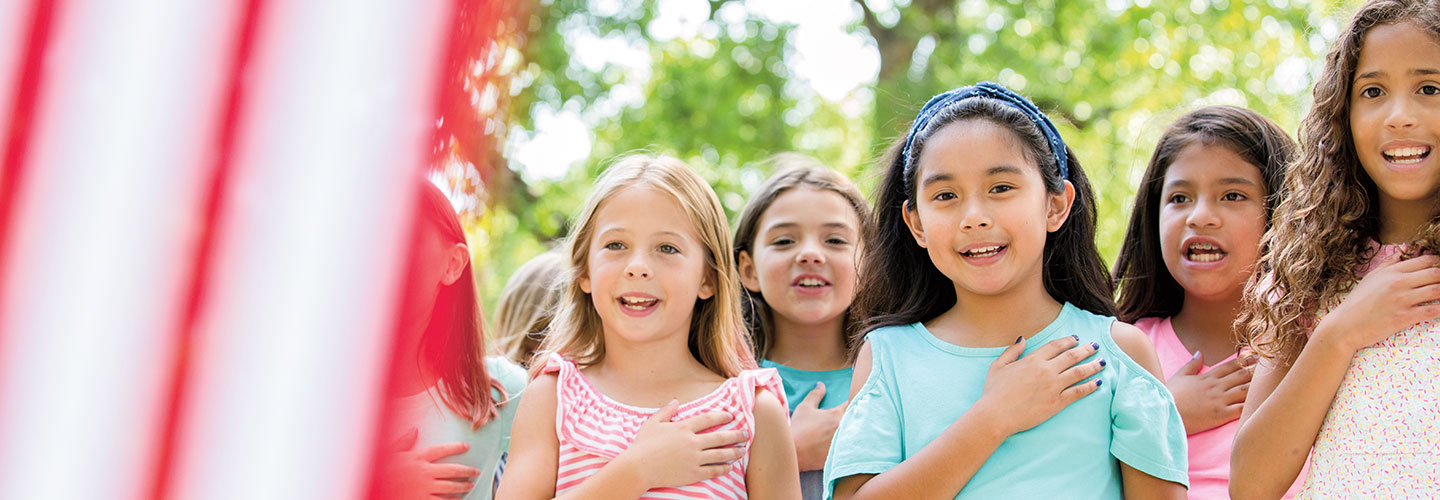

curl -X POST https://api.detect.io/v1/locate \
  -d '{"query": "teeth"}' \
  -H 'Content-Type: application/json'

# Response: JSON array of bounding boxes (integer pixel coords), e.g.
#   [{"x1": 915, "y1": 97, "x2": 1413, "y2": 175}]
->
[
  {"x1": 797, "y1": 278, "x2": 826, "y2": 287},
  {"x1": 1188, "y1": 242, "x2": 1219, "y2": 251},
  {"x1": 964, "y1": 245, "x2": 1002, "y2": 257},
  {"x1": 1385, "y1": 146, "x2": 1429, "y2": 157},
  {"x1": 620, "y1": 296, "x2": 656, "y2": 305},
  {"x1": 1188, "y1": 252, "x2": 1224, "y2": 262}
]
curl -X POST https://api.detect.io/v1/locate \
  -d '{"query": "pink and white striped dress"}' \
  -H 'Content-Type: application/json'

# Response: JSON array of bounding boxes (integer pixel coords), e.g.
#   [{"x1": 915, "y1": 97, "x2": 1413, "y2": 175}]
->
[{"x1": 542, "y1": 353, "x2": 785, "y2": 499}]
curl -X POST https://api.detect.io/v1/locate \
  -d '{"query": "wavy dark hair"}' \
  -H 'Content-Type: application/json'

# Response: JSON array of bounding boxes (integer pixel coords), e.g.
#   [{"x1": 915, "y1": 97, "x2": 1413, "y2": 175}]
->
[
  {"x1": 1240, "y1": 0, "x2": 1440, "y2": 363},
  {"x1": 733, "y1": 154, "x2": 872, "y2": 361},
  {"x1": 851, "y1": 96, "x2": 1113, "y2": 359},
  {"x1": 1114, "y1": 106, "x2": 1296, "y2": 324}
]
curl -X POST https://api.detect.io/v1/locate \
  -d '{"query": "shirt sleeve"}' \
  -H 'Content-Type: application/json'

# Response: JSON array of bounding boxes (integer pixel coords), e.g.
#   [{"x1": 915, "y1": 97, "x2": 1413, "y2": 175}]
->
[
  {"x1": 823, "y1": 343, "x2": 904, "y2": 500},
  {"x1": 1107, "y1": 340, "x2": 1190, "y2": 488}
]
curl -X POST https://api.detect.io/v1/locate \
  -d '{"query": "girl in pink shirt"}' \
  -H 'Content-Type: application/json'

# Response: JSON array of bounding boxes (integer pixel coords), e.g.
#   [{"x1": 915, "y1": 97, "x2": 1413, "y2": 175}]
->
[
  {"x1": 1112, "y1": 106, "x2": 1297, "y2": 499},
  {"x1": 496, "y1": 155, "x2": 801, "y2": 500}
]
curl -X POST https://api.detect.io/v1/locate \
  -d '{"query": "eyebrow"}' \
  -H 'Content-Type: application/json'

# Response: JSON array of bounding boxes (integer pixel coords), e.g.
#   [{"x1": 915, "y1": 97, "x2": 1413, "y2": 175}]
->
[
  {"x1": 1355, "y1": 67, "x2": 1440, "y2": 81},
  {"x1": 596, "y1": 227, "x2": 688, "y2": 240},
  {"x1": 764, "y1": 221, "x2": 856, "y2": 232},
  {"x1": 1163, "y1": 177, "x2": 1261, "y2": 189},
  {"x1": 919, "y1": 165, "x2": 1026, "y2": 188}
]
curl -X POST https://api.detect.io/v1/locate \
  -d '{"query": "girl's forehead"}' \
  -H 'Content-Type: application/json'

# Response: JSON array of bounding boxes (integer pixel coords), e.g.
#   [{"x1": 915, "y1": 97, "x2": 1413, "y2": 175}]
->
[
  {"x1": 592, "y1": 185, "x2": 704, "y2": 239},
  {"x1": 763, "y1": 187, "x2": 861, "y2": 225},
  {"x1": 916, "y1": 120, "x2": 1040, "y2": 180}
]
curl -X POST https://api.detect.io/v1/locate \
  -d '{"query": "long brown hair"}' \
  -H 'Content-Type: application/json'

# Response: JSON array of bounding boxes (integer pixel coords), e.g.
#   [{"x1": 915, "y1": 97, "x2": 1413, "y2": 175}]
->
[
  {"x1": 1114, "y1": 106, "x2": 1295, "y2": 324},
  {"x1": 493, "y1": 249, "x2": 566, "y2": 368},
  {"x1": 1240, "y1": 0, "x2": 1440, "y2": 363},
  {"x1": 537, "y1": 154, "x2": 756, "y2": 377},
  {"x1": 852, "y1": 96, "x2": 1114, "y2": 361},
  {"x1": 417, "y1": 181, "x2": 506, "y2": 429},
  {"x1": 732, "y1": 154, "x2": 872, "y2": 361}
]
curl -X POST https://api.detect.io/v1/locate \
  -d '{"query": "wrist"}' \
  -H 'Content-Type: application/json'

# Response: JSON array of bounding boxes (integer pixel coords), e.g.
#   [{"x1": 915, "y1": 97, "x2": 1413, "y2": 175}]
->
[
  {"x1": 964, "y1": 399, "x2": 1014, "y2": 441},
  {"x1": 606, "y1": 451, "x2": 653, "y2": 492},
  {"x1": 1309, "y1": 319, "x2": 1359, "y2": 357}
]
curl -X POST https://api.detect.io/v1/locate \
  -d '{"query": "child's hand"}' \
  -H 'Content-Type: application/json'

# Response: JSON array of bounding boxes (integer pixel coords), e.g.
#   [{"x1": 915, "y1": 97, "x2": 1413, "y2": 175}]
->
[
  {"x1": 976, "y1": 335, "x2": 1105, "y2": 436},
  {"x1": 379, "y1": 428, "x2": 481, "y2": 499},
  {"x1": 790, "y1": 382, "x2": 848, "y2": 471},
  {"x1": 612, "y1": 400, "x2": 749, "y2": 489},
  {"x1": 1167, "y1": 351, "x2": 1254, "y2": 435},
  {"x1": 1318, "y1": 253, "x2": 1440, "y2": 353}
]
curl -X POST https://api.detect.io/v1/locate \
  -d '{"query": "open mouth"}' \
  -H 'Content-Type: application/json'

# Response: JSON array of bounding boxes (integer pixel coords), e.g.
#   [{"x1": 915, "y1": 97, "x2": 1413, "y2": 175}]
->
[
  {"x1": 961, "y1": 245, "x2": 1006, "y2": 258},
  {"x1": 1384, "y1": 146, "x2": 1431, "y2": 165},
  {"x1": 1185, "y1": 241, "x2": 1227, "y2": 263},
  {"x1": 618, "y1": 295, "x2": 658, "y2": 311},
  {"x1": 792, "y1": 276, "x2": 831, "y2": 289}
]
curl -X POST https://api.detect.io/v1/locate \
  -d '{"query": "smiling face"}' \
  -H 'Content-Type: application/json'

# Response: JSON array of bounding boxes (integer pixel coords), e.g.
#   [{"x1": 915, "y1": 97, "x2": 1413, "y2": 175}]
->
[
  {"x1": 1350, "y1": 21, "x2": 1440, "y2": 229},
  {"x1": 578, "y1": 185, "x2": 715, "y2": 345},
  {"x1": 902, "y1": 119, "x2": 1074, "y2": 299},
  {"x1": 1158, "y1": 143, "x2": 1269, "y2": 301},
  {"x1": 738, "y1": 187, "x2": 861, "y2": 328}
]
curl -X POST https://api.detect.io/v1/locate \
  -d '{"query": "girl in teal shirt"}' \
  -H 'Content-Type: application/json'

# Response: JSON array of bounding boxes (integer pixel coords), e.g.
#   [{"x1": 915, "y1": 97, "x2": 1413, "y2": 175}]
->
[{"x1": 826, "y1": 82, "x2": 1188, "y2": 499}]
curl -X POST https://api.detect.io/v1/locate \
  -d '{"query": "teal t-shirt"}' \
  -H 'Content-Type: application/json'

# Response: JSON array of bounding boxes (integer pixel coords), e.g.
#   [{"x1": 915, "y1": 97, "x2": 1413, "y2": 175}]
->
[
  {"x1": 396, "y1": 356, "x2": 528, "y2": 500},
  {"x1": 823, "y1": 303, "x2": 1188, "y2": 499},
  {"x1": 760, "y1": 359, "x2": 853, "y2": 413}
]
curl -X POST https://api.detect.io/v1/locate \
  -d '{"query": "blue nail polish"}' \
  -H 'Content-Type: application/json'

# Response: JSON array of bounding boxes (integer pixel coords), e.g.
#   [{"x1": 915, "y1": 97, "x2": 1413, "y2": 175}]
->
[
  {"x1": 1095, "y1": 379, "x2": 1103, "y2": 387},
  {"x1": 1090, "y1": 342, "x2": 1099, "y2": 350},
  {"x1": 1071, "y1": 335, "x2": 1079, "y2": 341},
  {"x1": 1098, "y1": 359, "x2": 1107, "y2": 367},
  {"x1": 1016, "y1": 336, "x2": 1023, "y2": 344}
]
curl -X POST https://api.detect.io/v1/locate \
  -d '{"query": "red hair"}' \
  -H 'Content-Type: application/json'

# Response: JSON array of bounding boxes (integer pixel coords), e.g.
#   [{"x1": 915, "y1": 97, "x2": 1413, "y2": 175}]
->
[{"x1": 417, "y1": 181, "x2": 505, "y2": 429}]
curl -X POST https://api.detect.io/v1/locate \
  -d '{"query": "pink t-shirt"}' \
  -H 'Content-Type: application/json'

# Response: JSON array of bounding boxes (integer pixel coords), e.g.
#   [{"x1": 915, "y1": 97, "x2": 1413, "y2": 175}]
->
[{"x1": 1136, "y1": 317, "x2": 1303, "y2": 499}]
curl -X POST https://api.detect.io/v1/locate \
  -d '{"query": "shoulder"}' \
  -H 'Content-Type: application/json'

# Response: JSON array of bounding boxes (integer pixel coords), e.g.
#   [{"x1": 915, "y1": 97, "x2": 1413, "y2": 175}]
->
[
  {"x1": 487, "y1": 356, "x2": 529, "y2": 394},
  {"x1": 1108, "y1": 321, "x2": 1166, "y2": 379},
  {"x1": 751, "y1": 387, "x2": 788, "y2": 426}
]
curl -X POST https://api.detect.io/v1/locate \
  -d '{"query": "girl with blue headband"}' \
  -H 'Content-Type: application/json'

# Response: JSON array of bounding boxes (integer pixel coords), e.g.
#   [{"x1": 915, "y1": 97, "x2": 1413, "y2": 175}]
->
[{"x1": 824, "y1": 82, "x2": 1189, "y2": 499}]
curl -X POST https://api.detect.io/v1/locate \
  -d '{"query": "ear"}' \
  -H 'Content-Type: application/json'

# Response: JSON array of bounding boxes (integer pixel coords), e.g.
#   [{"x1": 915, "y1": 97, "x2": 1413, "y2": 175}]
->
[
  {"x1": 901, "y1": 200, "x2": 928, "y2": 248},
  {"x1": 1045, "y1": 180, "x2": 1077, "y2": 232},
  {"x1": 737, "y1": 250, "x2": 761, "y2": 293},
  {"x1": 439, "y1": 242, "x2": 470, "y2": 286},
  {"x1": 698, "y1": 268, "x2": 716, "y2": 300},
  {"x1": 578, "y1": 269, "x2": 591, "y2": 294}
]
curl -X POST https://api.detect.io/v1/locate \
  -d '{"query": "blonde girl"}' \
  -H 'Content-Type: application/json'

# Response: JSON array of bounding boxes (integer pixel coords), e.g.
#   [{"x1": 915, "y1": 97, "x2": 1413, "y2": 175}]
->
[{"x1": 497, "y1": 155, "x2": 800, "y2": 500}]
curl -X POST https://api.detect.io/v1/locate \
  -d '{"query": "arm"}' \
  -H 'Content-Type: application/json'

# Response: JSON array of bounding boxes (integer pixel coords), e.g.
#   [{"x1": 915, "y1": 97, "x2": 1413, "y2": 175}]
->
[
  {"x1": 1120, "y1": 462, "x2": 1185, "y2": 500},
  {"x1": 789, "y1": 382, "x2": 847, "y2": 471},
  {"x1": 746, "y1": 388, "x2": 802, "y2": 500},
  {"x1": 1231, "y1": 253, "x2": 1440, "y2": 499},
  {"x1": 833, "y1": 337, "x2": 1105, "y2": 500},
  {"x1": 1111, "y1": 322, "x2": 1186, "y2": 498},
  {"x1": 494, "y1": 374, "x2": 571, "y2": 500}
]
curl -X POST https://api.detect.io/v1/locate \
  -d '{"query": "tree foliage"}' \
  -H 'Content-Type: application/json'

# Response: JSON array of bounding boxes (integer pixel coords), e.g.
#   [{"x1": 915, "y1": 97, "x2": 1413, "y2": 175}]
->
[{"x1": 473, "y1": 0, "x2": 1360, "y2": 320}]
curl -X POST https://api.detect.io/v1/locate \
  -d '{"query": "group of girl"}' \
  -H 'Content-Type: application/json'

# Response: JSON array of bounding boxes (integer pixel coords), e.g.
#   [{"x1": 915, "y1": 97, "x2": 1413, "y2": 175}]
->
[{"x1": 382, "y1": 0, "x2": 1440, "y2": 498}]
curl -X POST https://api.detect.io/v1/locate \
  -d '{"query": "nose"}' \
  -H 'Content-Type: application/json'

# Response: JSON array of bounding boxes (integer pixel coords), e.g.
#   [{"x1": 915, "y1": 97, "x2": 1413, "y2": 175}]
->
[
  {"x1": 960, "y1": 200, "x2": 992, "y2": 230},
  {"x1": 797, "y1": 240, "x2": 826, "y2": 265},
  {"x1": 1385, "y1": 95, "x2": 1418, "y2": 131},
  {"x1": 1186, "y1": 198, "x2": 1221, "y2": 229},
  {"x1": 624, "y1": 254, "x2": 652, "y2": 279}
]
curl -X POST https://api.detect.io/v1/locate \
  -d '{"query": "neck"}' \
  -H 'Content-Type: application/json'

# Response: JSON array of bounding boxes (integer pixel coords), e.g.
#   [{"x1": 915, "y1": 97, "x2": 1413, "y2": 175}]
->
[
  {"x1": 937, "y1": 277, "x2": 1063, "y2": 347},
  {"x1": 592, "y1": 325, "x2": 714, "y2": 385},
  {"x1": 1170, "y1": 289, "x2": 1243, "y2": 361},
  {"x1": 389, "y1": 315, "x2": 433, "y2": 398},
  {"x1": 1378, "y1": 197, "x2": 1437, "y2": 244},
  {"x1": 767, "y1": 313, "x2": 849, "y2": 371}
]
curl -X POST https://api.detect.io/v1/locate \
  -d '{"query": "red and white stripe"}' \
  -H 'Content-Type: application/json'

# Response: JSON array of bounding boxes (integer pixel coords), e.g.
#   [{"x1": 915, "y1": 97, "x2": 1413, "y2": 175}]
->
[
  {"x1": 542, "y1": 354, "x2": 784, "y2": 500},
  {"x1": 0, "y1": 0, "x2": 477, "y2": 498}
]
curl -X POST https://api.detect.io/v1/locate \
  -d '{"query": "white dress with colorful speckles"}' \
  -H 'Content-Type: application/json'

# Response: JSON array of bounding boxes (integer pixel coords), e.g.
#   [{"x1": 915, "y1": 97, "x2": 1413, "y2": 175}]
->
[{"x1": 1301, "y1": 244, "x2": 1440, "y2": 498}]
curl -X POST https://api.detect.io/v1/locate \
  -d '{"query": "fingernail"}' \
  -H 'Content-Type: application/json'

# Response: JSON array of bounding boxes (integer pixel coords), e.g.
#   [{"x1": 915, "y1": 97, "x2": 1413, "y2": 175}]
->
[
  {"x1": 1090, "y1": 342, "x2": 1099, "y2": 350},
  {"x1": 1095, "y1": 379, "x2": 1103, "y2": 387},
  {"x1": 1098, "y1": 359, "x2": 1106, "y2": 367},
  {"x1": 1071, "y1": 335, "x2": 1079, "y2": 341},
  {"x1": 1192, "y1": 350, "x2": 1201, "y2": 359},
  {"x1": 1016, "y1": 336, "x2": 1023, "y2": 343}
]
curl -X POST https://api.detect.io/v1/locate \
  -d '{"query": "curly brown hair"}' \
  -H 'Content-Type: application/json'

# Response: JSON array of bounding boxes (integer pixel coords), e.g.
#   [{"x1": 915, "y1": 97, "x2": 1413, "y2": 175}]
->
[{"x1": 1239, "y1": 0, "x2": 1440, "y2": 364}]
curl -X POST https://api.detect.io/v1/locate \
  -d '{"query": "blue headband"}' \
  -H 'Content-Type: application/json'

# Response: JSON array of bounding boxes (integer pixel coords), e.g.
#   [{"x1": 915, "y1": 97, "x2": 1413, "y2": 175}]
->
[{"x1": 901, "y1": 81, "x2": 1070, "y2": 198}]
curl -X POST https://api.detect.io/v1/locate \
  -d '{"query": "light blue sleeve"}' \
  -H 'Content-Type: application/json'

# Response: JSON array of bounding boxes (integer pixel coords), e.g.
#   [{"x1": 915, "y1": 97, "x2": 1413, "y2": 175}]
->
[
  {"x1": 822, "y1": 345, "x2": 903, "y2": 500},
  {"x1": 1105, "y1": 338, "x2": 1190, "y2": 488},
  {"x1": 487, "y1": 357, "x2": 528, "y2": 453}
]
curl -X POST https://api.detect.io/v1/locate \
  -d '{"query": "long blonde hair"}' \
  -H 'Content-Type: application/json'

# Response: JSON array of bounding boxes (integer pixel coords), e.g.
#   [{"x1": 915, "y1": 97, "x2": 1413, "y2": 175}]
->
[
  {"x1": 1239, "y1": 0, "x2": 1440, "y2": 363},
  {"x1": 536, "y1": 154, "x2": 756, "y2": 377}
]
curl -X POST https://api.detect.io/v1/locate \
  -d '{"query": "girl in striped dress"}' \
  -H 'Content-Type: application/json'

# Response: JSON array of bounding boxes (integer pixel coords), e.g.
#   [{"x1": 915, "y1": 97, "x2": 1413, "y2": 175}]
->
[{"x1": 496, "y1": 155, "x2": 802, "y2": 500}]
